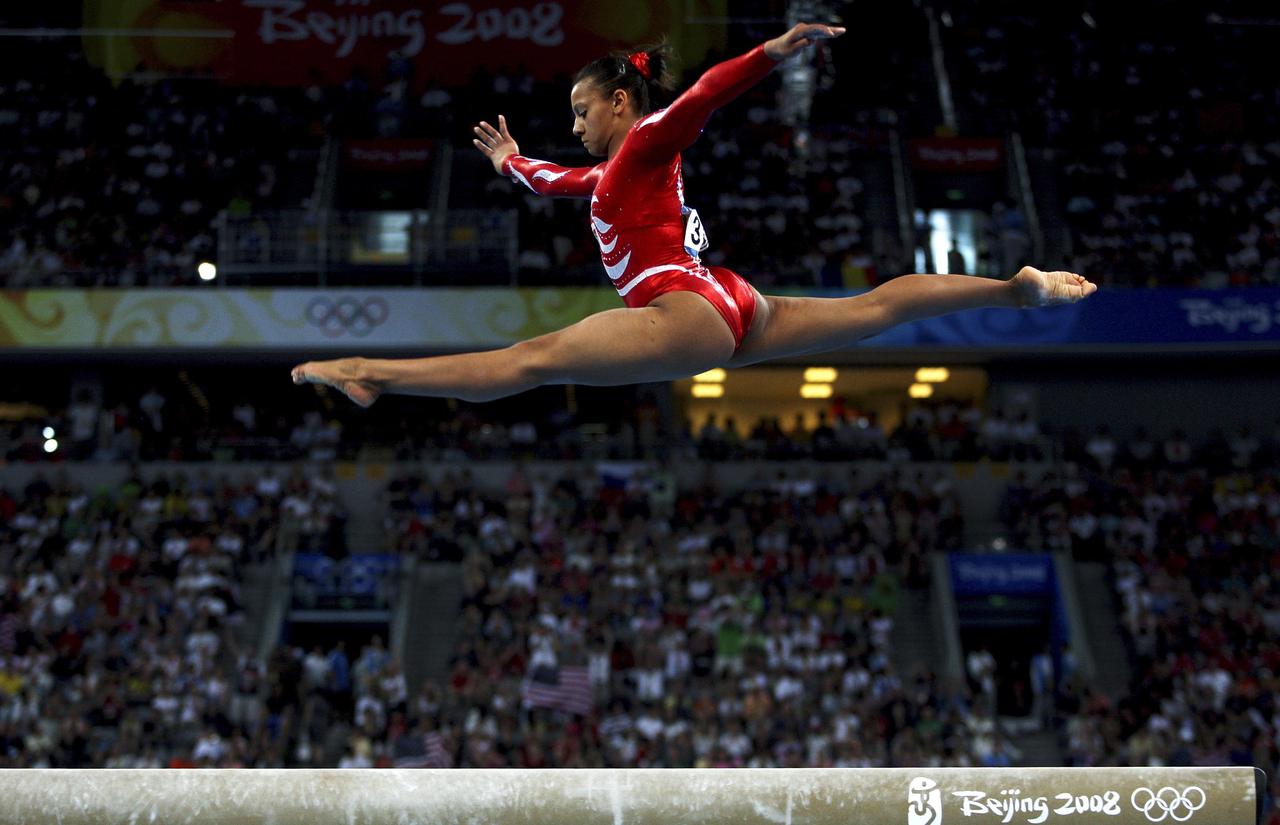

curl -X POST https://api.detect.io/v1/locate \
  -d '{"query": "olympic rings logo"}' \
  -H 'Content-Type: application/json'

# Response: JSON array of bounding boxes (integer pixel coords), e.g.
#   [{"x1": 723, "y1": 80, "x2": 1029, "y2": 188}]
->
[
  {"x1": 304, "y1": 297, "x2": 390, "y2": 338},
  {"x1": 1130, "y1": 786, "x2": 1206, "y2": 823}
]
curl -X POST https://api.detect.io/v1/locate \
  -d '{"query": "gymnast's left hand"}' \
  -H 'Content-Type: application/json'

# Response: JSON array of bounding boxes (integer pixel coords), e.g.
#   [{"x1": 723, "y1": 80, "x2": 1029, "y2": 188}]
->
[{"x1": 764, "y1": 23, "x2": 846, "y2": 60}]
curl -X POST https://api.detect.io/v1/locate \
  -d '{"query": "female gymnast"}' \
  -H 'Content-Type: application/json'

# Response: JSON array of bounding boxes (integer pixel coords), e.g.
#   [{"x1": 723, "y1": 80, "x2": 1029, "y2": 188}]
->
[{"x1": 292, "y1": 23, "x2": 1096, "y2": 407}]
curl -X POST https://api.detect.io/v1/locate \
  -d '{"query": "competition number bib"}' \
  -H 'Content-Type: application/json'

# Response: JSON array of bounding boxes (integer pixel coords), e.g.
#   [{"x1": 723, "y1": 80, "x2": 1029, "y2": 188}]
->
[{"x1": 683, "y1": 208, "x2": 709, "y2": 258}]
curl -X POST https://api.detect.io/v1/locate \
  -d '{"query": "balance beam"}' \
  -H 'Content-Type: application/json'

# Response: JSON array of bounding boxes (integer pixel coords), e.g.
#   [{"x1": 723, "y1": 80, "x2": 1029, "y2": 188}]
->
[{"x1": 0, "y1": 766, "x2": 1263, "y2": 825}]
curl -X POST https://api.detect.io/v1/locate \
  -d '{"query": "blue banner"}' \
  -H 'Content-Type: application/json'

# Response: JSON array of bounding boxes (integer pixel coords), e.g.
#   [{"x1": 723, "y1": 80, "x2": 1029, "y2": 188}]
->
[
  {"x1": 949, "y1": 552, "x2": 1054, "y2": 596},
  {"x1": 845, "y1": 287, "x2": 1280, "y2": 348}
]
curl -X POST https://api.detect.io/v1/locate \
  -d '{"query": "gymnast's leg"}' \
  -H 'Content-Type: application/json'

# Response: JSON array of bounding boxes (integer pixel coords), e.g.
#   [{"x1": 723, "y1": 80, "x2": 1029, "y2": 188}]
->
[
  {"x1": 731, "y1": 267, "x2": 1096, "y2": 366},
  {"x1": 292, "y1": 291, "x2": 735, "y2": 405}
]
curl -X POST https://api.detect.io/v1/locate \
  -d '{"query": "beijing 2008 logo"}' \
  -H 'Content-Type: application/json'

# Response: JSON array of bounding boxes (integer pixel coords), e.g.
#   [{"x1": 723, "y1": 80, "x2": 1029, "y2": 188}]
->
[
  {"x1": 1130, "y1": 787, "x2": 1206, "y2": 823},
  {"x1": 909, "y1": 777, "x2": 943, "y2": 825}
]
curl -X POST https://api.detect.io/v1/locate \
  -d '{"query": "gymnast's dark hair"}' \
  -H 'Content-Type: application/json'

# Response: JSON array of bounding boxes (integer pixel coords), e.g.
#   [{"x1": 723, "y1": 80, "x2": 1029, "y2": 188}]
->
[{"x1": 573, "y1": 38, "x2": 678, "y2": 115}]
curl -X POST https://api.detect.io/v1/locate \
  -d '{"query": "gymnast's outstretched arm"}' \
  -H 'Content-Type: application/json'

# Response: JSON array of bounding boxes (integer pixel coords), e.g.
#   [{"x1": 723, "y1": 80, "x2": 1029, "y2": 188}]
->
[
  {"x1": 627, "y1": 23, "x2": 846, "y2": 160},
  {"x1": 473, "y1": 115, "x2": 603, "y2": 198}
]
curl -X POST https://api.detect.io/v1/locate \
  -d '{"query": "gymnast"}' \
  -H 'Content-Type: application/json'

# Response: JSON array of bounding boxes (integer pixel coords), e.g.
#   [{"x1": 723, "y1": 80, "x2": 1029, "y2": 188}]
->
[{"x1": 292, "y1": 23, "x2": 1096, "y2": 407}]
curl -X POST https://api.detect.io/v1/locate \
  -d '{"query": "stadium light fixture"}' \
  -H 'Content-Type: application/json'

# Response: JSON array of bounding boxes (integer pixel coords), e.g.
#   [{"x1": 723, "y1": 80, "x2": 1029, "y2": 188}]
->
[
  {"x1": 692, "y1": 368, "x2": 726, "y2": 383},
  {"x1": 800, "y1": 383, "x2": 833, "y2": 399},
  {"x1": 197, "y1": 261, "x2": 218, "y2": 282},
  {"x1": 43, "y1": 438, "x2": 58, "y2": 453},
  {"x1": 915, "y1": 367, "x2": 950, "y2": 383},
  {"x1": 803, "y1": 367, "x2": 837, "y2": 384},
  {"x1": 42, "y1": 426, "x2": 54, "y2": 439},
  {"x1": 691, "y1": 384, "x2": 724, "y2": 398},
  {"x1": 908, "y1": 383, "x2": 934, "y2": 399}
]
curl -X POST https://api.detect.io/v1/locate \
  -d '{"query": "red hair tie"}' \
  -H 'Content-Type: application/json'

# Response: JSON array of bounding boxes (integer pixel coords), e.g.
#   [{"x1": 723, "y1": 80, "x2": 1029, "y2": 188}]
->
[{"x1": 628, "y1": 51, "x2": 651, "y2": 80}]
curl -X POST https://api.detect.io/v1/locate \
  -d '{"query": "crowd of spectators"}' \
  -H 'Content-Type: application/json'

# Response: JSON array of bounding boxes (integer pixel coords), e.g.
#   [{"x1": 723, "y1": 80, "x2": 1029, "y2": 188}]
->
[
  {"x1": 694, "y1": 400, "x2": 1048, "y2": 462},
  {"x1": 4, "y1": 440, "x2": 1279, "y2": 779},
  {"x1": 939, "y1": 0, "x2": 1280, "y2": 286},
  {"x1": 9, "y1": 388, "x2": 1007, "y2": 465},
  {"x1": 0, "y1": 45, "x2": 321, "y2": 287},
  {"x1": 1002, "y1": 423, "x2": 1280, "y2": 557},
  {"x1": 366, "y1": 463, "x2": 984, "y2": 768},
  {"x1": 3, "y1": 3, "x2": 1276, "y2": 288},
  {"x1": 4, "y1": 370, "x2": 1065, "y2": 465},
  {"x1": 0, "y1": 466, "x2": 345, "y2": 766},
  {"x1": 998, "y1": 458, "x2": 1279, "y2": 793},
  {"x1": 1, "y1": 460, "x2": 989, "y2": 769},
  {"x1": 2, "y1": 375, "x2": 662, "y2": 463},
  {"x1": 685, "y1": 114, "x2": 881, "y2": 289},
  {"x1": 13, "y1": 372, "x2": 1280, "y2": 471}
]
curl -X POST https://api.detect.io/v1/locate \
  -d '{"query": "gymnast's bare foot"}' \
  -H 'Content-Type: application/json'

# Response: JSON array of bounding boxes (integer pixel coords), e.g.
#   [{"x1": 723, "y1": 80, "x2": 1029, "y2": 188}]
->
[
  {"x1": 291, "y1": 357, "x2": 381, "y2": 408},
  {"x1": 1012, "y1": 266, "x2": 1098, "y2": 308}
]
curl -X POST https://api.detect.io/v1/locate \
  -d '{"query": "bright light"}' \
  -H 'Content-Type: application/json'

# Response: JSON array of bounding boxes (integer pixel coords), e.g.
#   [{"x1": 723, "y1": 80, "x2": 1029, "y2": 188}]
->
[
  {"x1": 43, "y1": 438, "x2": 58, "y2": 453},
  {"x1": 800, "y1": 383, "x2": 833, "y2": 399},
  {"x1": 691, "y1": 384, "x2": 724, "y2": 398},
  {"x1": 692, "y1": 368, "x2": 726, "y2": 383},
  {"x1": 197, "y1": 261, "x2": 217, "y2": 281},
  {"x1": 915, "y1": 367, "x2": 951, "y2": 383},
  {"x1": 803, "y1": 367, "x2": 838, "y2": 384},
  {"x1": 908, "y1": 383, "x2": 934, "y2": 399},
  {"x1": 42, "y1": 426, "x2": 54, "y2": 439}
]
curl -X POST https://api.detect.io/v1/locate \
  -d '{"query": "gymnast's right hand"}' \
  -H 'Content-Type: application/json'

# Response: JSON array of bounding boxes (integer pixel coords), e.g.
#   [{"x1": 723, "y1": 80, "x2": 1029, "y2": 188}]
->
[
  {"x1": 473, "y1": 115, "x2": 520, "y2": 175},
  {"x1": 764, "y1": 23, "x2": 846, "y2": 60}
]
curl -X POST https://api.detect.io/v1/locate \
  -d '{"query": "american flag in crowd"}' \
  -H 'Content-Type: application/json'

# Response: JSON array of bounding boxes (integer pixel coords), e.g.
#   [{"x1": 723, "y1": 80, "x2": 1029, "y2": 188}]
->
[
  {"x1": 521, "y1": 664, "x2": 593, "y2": 716},
  {"x1": 392, "y1": 731, "x2": 453, "y2": 768},
  {"x1": 423, "y1": 731, "x2": 453, "y2": 768}
]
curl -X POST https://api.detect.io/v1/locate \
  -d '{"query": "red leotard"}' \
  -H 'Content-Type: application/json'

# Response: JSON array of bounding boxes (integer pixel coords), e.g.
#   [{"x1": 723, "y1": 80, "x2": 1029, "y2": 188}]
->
[{"x1": 502, "y1": 44, "x2": 778, "y2": 350}]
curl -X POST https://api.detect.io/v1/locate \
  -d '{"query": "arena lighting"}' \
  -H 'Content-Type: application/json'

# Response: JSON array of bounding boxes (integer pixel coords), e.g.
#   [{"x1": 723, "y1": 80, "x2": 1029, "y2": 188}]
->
[
  {"x1": 42, "y1": 439, "x2": 58, "y2": 453},
  {"x1": 691, "y1": 384, "x2": 724, "y2": 398},
  {"x1": 196, "y1": 261, "x2": 217, "y2": 281},
  {"x1": 800, "y1": 383, "x2": 833, "y2": 399},
  {"x1": 692, "y1": 368, "x2": 726, "y2": 383},
  {"x1": 0, "y1": 767, "x2": 1261, "y2": 825},
  {"x1": 915, "y1": 367, "x2": 951, "y2": 383},
  {"x1": 803, "y1": 367, "x2": 838, "y2": 383},
  {"x1": 908, "y1": 383, "x2": 934, "y2": 399},
  {"x1": 41, "y1": 426, "x2": 54, "y2": 439}
]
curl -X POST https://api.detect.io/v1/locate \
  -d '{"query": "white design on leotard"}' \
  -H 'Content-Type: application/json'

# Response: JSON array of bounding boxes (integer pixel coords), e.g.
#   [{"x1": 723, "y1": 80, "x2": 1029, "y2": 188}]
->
[
  {"x1": 603, "y1": 251, "x2": 633, "y2": 281},
  {"x1": 637, "y1": 109, "x2": 670, "y2": 128},
  {"x1": 509, "y1": 167, "x2": 535, "y2": 192},
  {"x1": 533, "y1": 169, "x2": 570, "y2": 184},
  {"x1": 616, "y1": 264, "x2": 684, "y2": 296},
  {"x1": 591, "y1": 196, "x2": 629, "y2": 277},
  {"x1": 588, "y1": 198, "x2": 609, "y2": 236}
]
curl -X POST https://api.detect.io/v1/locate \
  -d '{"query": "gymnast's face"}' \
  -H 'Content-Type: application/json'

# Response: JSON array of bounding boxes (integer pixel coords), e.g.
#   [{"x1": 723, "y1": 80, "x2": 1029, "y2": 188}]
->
[{"x1": 570, "y1": 82, "x2": 633, "y2": 158}]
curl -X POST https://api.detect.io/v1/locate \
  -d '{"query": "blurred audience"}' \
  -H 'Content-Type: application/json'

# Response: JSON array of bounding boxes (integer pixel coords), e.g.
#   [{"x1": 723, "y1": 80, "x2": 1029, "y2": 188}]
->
[
  {"x1": 0, "y1": 466, "x2": 344, "y2": 766},
  {"x1": 0, "y1": 47, "x2": 320, "y2": 287},
  {"x1": 939, "y1": 0, "x2": 1280, "y2": 287},
  {"x1": 5, "y1": 3, "x2": 1275, "y2": 288},
  {"x1": 999, "y1": 458, "x2": 1279, "y2": 784}
]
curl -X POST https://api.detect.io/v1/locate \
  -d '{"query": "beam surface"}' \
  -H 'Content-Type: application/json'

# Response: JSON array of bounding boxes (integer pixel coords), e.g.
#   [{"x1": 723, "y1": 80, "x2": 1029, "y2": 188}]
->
[{"x1": 0, "y1": 767, "x2": 1262, "y2": 825}]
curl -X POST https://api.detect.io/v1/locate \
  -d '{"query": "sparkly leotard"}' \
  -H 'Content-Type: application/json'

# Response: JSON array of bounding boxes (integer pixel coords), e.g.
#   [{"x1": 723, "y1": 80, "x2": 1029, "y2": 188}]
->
[{"x1": 502, "y1": 44, "x2": 777, "y2": 350}]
